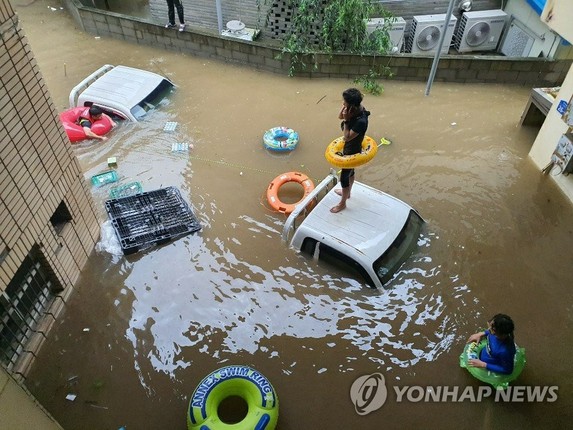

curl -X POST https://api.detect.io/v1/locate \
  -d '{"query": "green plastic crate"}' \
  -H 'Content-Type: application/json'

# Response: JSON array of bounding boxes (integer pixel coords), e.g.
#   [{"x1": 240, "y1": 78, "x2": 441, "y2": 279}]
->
[
  {"x1": 109, "y1": 182, "x2": 143, "y2": 199},
  {"x1": 91, "y1": 170, "x2": 118, "y2": 187}
]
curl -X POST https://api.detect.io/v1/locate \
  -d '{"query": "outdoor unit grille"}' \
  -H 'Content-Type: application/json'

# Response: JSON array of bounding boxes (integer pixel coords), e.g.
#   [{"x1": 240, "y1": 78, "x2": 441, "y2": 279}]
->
[
  {"x1": 406, "y1": 14, "x2": 457, "y2": 55},
  {"x1": 499, "y1": 18, "x2": 537, "y2": 57},
  {"x1": 453, "y1": 9, "x2": 508, "y2": 53},
  {"x1": 366, "y1": 17, "x2": 407, "y2": 53}
]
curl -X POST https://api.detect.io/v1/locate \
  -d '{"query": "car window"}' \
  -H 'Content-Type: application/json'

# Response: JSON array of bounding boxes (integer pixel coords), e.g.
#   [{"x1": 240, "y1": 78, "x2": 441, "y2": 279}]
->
[
  {"x1": 374, "y1": 210, "x2": 424, "y2": 286},
  {"x1": 130, "y1": 79, "x2": 174, "y2": 119},
  {"x1": 301, "y1": 238, "x2": 376, "y2": 288}
]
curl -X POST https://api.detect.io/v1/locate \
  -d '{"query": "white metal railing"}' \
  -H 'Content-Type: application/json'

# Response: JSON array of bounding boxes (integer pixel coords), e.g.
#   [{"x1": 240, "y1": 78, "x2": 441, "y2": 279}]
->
[
  {"x1": 68, "y1": 64, "x2": 114, "y2": 108},
  {"x1": 281, "y1": 169, "x2": 338, "y2": 244}
]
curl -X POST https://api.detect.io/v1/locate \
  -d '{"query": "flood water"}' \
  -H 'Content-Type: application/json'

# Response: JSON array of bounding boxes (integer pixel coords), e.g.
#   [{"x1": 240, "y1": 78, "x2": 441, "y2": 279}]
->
[{"x1": 15, "y1": 1, "x2": 573, "y2": 429}]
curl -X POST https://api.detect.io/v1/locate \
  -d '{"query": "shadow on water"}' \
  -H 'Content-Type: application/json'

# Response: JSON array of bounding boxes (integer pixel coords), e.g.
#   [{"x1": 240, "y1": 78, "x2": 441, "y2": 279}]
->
[{"x1": 14, "y1": 1, "x2": 573, "y2": 429}]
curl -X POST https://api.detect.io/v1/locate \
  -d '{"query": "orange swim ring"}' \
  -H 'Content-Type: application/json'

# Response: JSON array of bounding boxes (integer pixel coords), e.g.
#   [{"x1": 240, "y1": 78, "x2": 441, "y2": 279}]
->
[{"x1": 266, "y1": 172, "x2": 315, "y2": 215}]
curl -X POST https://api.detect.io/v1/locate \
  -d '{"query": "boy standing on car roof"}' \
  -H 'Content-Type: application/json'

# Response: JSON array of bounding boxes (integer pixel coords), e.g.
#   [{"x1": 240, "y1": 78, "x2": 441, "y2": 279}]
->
[{"x1": 331, "y1": 88, "x2": 371, "y2": 213}]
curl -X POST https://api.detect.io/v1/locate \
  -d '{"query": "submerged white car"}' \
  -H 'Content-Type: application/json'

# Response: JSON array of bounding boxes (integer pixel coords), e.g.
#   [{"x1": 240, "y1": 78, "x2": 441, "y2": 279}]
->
[
  {"x1": 68, "y1": 64, "x2": 174, "y2": 121},
  {"x1": 282, "y1": 171, "x2": 424, "y2": 289}
]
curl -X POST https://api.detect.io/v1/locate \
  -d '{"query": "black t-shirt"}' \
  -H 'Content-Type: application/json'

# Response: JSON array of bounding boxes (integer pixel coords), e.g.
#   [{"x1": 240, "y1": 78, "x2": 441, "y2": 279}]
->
[{"x1": 343, "y1": 108, "x2": 370, "y2": 155}]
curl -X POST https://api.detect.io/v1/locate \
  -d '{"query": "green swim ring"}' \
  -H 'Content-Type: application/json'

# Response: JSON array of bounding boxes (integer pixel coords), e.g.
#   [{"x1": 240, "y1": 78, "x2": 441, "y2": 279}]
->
[
  {"x1": 187, "y1": 365, "x2": 279, "y2": 430},
  {"x1": 459, "y1": 339, "x2": 526, "y2": 390}
]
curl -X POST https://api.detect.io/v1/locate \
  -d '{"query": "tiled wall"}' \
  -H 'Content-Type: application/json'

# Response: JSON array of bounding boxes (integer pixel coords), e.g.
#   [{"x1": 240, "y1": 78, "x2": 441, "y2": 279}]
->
[
  {"x1": 0, "y1": 0, "x2": 100, "y2": 374},
  {"x1": 0, "y1": 367, "x2": 63, "y2": 429}
]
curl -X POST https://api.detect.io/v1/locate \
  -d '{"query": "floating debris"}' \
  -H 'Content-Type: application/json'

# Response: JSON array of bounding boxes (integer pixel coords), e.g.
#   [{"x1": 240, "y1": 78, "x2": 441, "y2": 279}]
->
[
  {"x1": 109, "y1": 182, "x2": 143, "y2": 199},
  {"x1": 163, "y1": 121, "x2": 178, "y2": 132},
  {"x1": 91, "y1": 170, "x2": 118, "y2": 187},
  {"x1": 92, "y1": 380, "x2": 105, "y2": 389},
  {"x1": 104, "y1": 187, "x2": 201, "y2": 255},
  {"x1": 85, "y1": 400, "x2": 109, "y2": 409},
  {"x1": 171, "y1": 142, "x2": 189, "y2": 152},
  {"x1": 66, "y1": 394, "x2": 77, "y2": 401}
]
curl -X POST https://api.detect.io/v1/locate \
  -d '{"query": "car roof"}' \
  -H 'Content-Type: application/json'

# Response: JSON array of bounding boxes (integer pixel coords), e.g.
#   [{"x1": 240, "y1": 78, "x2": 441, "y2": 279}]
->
[
  {"x1": 77, "y1": 65, "x2": 169, "y2": 115},
  {"x1": 291, "y1": 181, "x2": 412, "y2": 265}
]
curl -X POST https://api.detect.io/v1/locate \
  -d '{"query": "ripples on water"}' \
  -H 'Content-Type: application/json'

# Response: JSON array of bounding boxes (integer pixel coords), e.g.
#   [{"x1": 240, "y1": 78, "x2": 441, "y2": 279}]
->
[
  {"x1": 86, "y1": 92, "x2": 483, "y2": 390},
  {"x1": 79, "y1": 78, "x2": 524, "y2": 401},
  {"x1": 97, "y1": 219, "x2": 470, "y2": 391}
]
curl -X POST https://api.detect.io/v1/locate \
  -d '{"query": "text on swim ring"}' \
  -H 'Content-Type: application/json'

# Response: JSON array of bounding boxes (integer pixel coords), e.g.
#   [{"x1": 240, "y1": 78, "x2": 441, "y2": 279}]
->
[{"x1": 191, "y1": 366, "x2": 275, "y2": 410}]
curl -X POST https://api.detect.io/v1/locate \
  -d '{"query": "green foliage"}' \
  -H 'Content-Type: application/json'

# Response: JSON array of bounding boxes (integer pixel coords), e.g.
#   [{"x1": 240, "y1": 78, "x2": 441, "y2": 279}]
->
[
  {"x1": 276, "y1": 0, "x2": 396, "y2": 93},
  {"x1": 353, "y1": 67, "x2": 394, "y2": 96}
]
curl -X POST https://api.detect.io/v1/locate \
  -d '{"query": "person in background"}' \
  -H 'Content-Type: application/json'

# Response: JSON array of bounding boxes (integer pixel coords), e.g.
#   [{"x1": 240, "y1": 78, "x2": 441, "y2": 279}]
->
[
  {"x1": 77, "y1": 106, "x2": 116, "y2": 142},
  {"x1": 165, "y1": 0, "x2": 186, "y2": 32},
  {"x1": 331, "y1": 88, "x2": 371, "y2": 213},
  {"x1": 467, "y1": 313, "x2": 516, "y2": 374}
]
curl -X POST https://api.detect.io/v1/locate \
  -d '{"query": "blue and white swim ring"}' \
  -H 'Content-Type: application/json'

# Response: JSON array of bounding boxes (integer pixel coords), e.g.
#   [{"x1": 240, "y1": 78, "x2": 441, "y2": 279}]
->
[{"x1": 263, "y1": 126, "x2": 299, "y2": 152}]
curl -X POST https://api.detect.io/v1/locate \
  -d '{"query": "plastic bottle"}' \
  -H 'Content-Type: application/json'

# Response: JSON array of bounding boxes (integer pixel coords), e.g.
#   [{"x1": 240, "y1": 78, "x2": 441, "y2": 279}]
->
[{"x1": 468, "y1": 343, "x2": 478, "y2": 360}]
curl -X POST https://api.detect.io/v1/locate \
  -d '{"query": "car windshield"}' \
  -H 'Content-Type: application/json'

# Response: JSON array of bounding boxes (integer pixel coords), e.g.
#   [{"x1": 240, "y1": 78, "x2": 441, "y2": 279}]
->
[
  {"x1": 373, "y1": 210, "x2": 424, "y2": 286},
  {"x1": 130, "y1": 79, "x2": 174, "y2": 120}
]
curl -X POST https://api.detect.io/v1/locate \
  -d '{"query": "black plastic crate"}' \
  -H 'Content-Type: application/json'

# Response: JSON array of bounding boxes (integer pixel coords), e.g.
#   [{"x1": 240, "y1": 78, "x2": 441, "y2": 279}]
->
[{"x1": 105, "y1": 187, "x2": 201, "y2": 255}]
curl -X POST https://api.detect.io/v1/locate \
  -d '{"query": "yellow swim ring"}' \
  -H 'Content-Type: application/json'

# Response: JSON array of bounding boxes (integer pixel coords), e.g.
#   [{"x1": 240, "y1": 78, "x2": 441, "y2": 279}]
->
[{"x1": 324, "y1": 135, "x2": 378, "y2": 168}]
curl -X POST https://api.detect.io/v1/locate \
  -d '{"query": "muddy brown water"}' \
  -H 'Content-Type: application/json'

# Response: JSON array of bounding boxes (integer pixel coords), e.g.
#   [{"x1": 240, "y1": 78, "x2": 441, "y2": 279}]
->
[{"x1": 13, "y1": 1, "x2": 573, "y2": 429}]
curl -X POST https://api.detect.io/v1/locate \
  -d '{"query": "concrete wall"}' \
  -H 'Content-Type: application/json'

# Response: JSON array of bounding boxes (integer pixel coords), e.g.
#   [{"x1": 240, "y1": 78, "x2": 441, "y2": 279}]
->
[
  {"x1": 528, "y1": 1, "x2": 573, "y2": 203},
  {"x1": 62, "y1": 0, "x2": 572, "y2": 86},
  {"x1": 504, "y1": 0, "x2": 564, "y2": 58},
  {"x1": 145, "y1": 0, "x2": 503, "y2": 40},
  {"x1": 0, "y1": 0, "x2": 100, "y2": 376},
  {"x1": 0, "y1": 367, "x2": 62, "y2": 429},
  {"x1": 529, "y1": 64, "x2": 573, "y2": 202},
  {"x1": 541, "y1": 0, "x2": 573, "y2": 42}
]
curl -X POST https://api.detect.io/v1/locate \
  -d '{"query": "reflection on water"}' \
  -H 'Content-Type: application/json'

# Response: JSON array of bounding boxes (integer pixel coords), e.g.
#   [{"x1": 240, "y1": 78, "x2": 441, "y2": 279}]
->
[
  {"x1": 122, "y1": 231, "x2": 456, "y2": 384},
  {"x1": 16, "y1": 1, "x2": 573, "y2": 429}
]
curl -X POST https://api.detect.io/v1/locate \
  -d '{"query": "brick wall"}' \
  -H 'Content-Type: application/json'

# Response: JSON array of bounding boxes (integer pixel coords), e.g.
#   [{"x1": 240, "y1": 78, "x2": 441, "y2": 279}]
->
[
  {"x1": 0, "y1": 0, "x2": 100, "y2": 372},
  {"x1": 64, "y1": 0, "x2": 571, "y2": 86}
]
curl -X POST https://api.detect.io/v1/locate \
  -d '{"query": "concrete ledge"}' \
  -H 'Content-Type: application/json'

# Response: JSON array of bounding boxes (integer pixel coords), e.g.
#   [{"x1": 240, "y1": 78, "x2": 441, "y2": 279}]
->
[{"x1": 60, "y1": 0, "x2": 572, "y2": 86}]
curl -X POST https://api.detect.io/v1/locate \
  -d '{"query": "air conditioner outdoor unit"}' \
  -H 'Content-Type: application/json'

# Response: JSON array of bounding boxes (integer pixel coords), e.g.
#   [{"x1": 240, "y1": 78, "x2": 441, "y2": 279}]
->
[
  {"x1": 406, "y1": 14, "x2": 457, "y2": 55},
  {"x1": 453, "y1": 9, "x2": 508, "y2": 53},
  {"x1": 499, "y1": 18, "x2": 538, "y2": 57},
  {"x1": 366, "y1": 17, "x2": 407, "y2": 53}
]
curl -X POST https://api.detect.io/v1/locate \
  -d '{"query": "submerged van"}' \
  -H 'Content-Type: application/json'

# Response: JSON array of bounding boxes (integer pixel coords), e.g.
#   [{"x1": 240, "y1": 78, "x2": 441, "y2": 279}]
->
[
  {"x1": 282, "y1": 171, "x2": 424, "y2": 289},
  {"x1": 68, "y1": 64, "x2": 174, "y2": 121}
]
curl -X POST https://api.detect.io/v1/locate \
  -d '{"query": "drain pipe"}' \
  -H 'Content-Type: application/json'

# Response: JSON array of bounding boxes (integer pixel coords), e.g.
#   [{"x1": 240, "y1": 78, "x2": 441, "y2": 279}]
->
[
  {"x1": 425, "y1": 0, "x2": 456, "y2": 96},
  {"x1": 215, "y1": 0, "x2": 223, "y2": 34}
]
